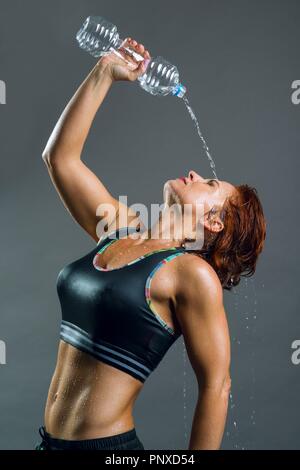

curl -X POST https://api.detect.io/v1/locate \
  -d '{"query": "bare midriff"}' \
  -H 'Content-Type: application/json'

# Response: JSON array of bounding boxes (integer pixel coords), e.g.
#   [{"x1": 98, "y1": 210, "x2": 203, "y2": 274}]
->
[{"x1": 44, "y1": 340, "x2": 143, "y2": 440}]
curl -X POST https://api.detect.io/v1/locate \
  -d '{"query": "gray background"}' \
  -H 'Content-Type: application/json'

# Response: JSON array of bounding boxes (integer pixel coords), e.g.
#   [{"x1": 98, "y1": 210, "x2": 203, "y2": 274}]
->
[{"x1": 0, "y1": 0, "x2": 299, "y2": 450}]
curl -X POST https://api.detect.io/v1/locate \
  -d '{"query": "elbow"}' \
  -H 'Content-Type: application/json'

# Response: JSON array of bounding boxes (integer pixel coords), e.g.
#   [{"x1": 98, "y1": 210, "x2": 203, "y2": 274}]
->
[
  {"x1": 221, "y1": 375, "x2": 231, "y2": 399},
  {"x1": 41, "y1": 141, "x2": 54, "y2": 167},
  {"x1": 42, "y1": 148, "x2": 79, "y2": 169},
  {"x1": 42, "y1": 151, "x2": 51, "y2": 168},
  {"x1": 199, "y1": 374, "x2": 232, "y2": 399},
  {"x1": 41, "y1": 149, "x2": 60, "y2": 170}
]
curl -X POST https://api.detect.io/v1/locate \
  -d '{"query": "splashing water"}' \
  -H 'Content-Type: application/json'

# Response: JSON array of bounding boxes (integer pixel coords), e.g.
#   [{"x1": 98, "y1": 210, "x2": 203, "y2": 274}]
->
[
  {"x1": 249, "y1": 278, "x2": 257, "y2": 429},
  {"x1": 178, "y1": 96, "x2": 260, "y2": 448},
  {"x1": 227, "y1": 279, "x2": 258, "y2": 449},
  {"x1": 182, "y1": 95, "x2": 218, "y2": 179},
  {"x1": 182, "y1": 338, "x2": 189, "y2": 445},
  {"x1": 228, "y1": 289, "x2": 241, "y2": 449},
  {"x1": 243, "y1": 277, "x2": 258, "y2": 449},
  {"x1": 181, "y1": 278, "x2": 259, "y2": 450}
]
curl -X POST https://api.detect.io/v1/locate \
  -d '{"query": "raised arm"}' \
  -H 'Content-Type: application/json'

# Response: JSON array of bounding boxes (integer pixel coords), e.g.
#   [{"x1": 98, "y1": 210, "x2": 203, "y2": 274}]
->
[
  {"x1": 175, "y1": 255, "x2": 231, "y2": 450},
  {"x1": 42, "y1": 39, "x2": 150, "y2": 242}
]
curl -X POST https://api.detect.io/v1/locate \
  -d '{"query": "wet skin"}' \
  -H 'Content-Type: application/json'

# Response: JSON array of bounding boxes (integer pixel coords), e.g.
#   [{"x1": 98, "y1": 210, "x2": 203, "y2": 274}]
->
[
  {"x1": 45, "y1": 239, "x2": 186, "y2": 440},
  {"x1": 45, "y1": 171, "x2": 235, "y2": 440}
]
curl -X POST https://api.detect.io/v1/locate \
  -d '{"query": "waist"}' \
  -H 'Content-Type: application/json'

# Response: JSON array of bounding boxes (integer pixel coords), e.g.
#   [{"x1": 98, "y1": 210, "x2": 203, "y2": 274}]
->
[
  {"x1": 37, "y1": 425, "x2": 144, "y2": 450},
  {"x1": 45, "y1": 341, "x2": 142, "y2": 439}
]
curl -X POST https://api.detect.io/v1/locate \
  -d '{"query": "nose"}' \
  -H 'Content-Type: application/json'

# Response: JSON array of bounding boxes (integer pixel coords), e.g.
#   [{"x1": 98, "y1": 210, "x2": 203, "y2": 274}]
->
[{"x1": 188, "y1": 170, "x2": 203, "y2": 182}]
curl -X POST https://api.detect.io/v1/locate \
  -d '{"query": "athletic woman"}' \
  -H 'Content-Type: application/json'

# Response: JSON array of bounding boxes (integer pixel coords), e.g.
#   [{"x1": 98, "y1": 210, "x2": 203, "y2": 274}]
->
[{"x1": 36, "y1": 38, "x2": 266, "y2": 450}]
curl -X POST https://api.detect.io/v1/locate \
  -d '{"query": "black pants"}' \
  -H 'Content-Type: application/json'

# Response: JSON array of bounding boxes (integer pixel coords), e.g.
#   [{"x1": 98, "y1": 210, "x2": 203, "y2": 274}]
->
[{"x1": 35, "y1": 426, "x2": 144, "y2": 450}]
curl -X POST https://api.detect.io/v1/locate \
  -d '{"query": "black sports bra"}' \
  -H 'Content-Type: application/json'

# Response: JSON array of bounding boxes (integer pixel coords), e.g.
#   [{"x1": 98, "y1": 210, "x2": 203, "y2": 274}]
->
[{"x1": 56, "y1": 227, "x2": 188, "y2": 383}]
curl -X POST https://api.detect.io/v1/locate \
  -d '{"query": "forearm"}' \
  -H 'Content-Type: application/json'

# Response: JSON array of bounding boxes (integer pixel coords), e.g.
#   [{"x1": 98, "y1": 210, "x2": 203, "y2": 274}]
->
[
  {"x1": 42, "y1": 61, "x2": 113, "y2": 163},
  {"x1": 188, "y1": 388, "x2": 229, "y2": 450}
]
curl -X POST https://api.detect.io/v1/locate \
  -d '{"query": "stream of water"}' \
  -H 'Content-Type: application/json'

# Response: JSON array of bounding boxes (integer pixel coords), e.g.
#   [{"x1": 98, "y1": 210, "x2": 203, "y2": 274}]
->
[
  {"x1": 179, "y1": 94, "x2": 259, "y2": 449},
  {"x1": 182, "y1": 95, "x2": 218, "y2": 179}
]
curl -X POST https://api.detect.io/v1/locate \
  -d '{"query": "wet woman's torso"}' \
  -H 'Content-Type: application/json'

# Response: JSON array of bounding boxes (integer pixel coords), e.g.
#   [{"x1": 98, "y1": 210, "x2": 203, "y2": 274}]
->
[
  {"x1": 45, "y1": 228, "x2": 189, "y2": 439},
  {"x1": 45, "y1": 340, "x2": 144, "y2": 439}
]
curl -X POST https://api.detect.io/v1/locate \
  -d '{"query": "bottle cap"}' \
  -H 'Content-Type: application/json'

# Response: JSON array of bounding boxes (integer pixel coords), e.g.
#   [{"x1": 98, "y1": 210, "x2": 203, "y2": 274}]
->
[{"x1": 173, "y1": 83, "x2": 187, "y2": 98}]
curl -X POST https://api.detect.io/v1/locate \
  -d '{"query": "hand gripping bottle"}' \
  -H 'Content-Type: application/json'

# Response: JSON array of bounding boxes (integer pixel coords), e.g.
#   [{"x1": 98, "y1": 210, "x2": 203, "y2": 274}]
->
[{"x1": 76, "y1": 16, "x2": 186, "y2": 98}]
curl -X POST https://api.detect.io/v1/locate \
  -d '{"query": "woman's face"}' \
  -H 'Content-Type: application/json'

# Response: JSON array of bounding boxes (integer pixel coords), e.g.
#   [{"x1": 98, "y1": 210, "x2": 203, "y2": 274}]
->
[{"x1": 164, "y1": 169, "x2": 236, "y2": 221}]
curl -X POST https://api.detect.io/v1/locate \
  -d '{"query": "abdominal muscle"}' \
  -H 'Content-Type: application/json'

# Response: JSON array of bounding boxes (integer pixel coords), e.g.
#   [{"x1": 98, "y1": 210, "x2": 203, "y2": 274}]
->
[{"x1": 44, "y1": 340, "x2": 143, "y2": 440}]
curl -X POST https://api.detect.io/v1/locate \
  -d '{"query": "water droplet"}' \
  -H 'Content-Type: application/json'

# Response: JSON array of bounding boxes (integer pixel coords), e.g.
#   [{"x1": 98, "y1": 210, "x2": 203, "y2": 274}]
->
[{"x1": 182, "y1": 339, "x2": 188, "y2": 444}]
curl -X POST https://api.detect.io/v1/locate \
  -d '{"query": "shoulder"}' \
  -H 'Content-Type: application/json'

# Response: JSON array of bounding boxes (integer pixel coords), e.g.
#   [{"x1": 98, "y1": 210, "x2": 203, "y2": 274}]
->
[
  {"x1": 174, "y1": 252, "x2": 228, "y2": 340},
  {"x1": 176, "y1": 251, "x2": 223, "y2": 303}
]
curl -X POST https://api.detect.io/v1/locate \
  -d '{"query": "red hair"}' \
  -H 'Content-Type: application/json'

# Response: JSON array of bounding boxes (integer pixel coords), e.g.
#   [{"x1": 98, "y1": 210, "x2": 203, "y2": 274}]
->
[{"x1": 201, "y1": 184, "x2": 266, "y2": 290}]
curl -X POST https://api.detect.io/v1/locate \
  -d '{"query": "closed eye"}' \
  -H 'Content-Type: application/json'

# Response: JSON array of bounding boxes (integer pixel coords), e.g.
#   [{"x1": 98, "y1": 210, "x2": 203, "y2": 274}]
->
[{"x1": 207, "y1": 179, "x2": 218, "y2": 186}]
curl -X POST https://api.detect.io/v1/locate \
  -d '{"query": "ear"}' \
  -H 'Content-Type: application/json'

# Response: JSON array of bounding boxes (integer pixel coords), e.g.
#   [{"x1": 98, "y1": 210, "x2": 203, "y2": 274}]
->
[{"x1": 203, "y1": 212, "x2": 224, "y2": 234}]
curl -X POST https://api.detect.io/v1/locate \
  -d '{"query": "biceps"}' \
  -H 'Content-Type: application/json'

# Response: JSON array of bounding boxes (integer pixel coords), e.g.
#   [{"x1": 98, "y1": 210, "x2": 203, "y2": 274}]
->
[{"x1": 45, "y1": 159, "x2": 120, "y2": 241}]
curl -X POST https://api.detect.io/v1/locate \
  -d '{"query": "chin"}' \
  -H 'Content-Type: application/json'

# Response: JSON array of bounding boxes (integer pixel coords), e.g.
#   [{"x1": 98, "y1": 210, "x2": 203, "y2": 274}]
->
[{"x1": 163, "y1": 179, "x2": 182, "y2": 206}]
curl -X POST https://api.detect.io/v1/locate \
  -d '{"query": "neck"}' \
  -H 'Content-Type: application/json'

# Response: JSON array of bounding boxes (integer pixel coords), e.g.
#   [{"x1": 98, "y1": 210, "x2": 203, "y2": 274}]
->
[{"x1": 137, "y1": 203, "x2": 188, "y2": 248}]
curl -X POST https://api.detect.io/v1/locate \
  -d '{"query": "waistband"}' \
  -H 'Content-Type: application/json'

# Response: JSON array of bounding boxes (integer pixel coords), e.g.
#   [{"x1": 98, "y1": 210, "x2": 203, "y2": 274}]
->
[{"x1": 38, "y1": 426, "x2": 139, "y2": 450}]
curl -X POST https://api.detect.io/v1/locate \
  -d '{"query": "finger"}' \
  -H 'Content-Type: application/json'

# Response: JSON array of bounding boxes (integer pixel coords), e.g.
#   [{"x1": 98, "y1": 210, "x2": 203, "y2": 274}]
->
[
  {"x1": 127, "y1": 65, "x2": 141, "y2": 81},
  {"x1": 127, "y1": 39, "x2": 148, "y2": 57},
  {"x1": 118, "y1": 45, "x2": 138, "y2": 65},
  {"x1": 136, "y1": 43, "x2": 145, "y2": 54},
  {"x1": 129, "y1": 59, "x2": 148, "y2": 80},
  {"x1": 122, "y1": 37, "x2": 132, "y2": 49}
]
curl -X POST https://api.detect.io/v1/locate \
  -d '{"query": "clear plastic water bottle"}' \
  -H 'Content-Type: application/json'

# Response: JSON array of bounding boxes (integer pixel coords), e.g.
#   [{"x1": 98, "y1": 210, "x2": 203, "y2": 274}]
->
[{"x1": 76, "y1": 16, "x2": 186, "y2": 98}]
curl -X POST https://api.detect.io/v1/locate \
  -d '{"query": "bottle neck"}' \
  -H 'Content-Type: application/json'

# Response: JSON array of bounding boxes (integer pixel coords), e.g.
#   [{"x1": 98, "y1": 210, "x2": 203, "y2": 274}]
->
[
  {"x1": 172, "y1": 83, "x2": 187, "y2": 98},
  {"x1": 113, "y1": 37, "x2": 124, "y2": 49}
]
